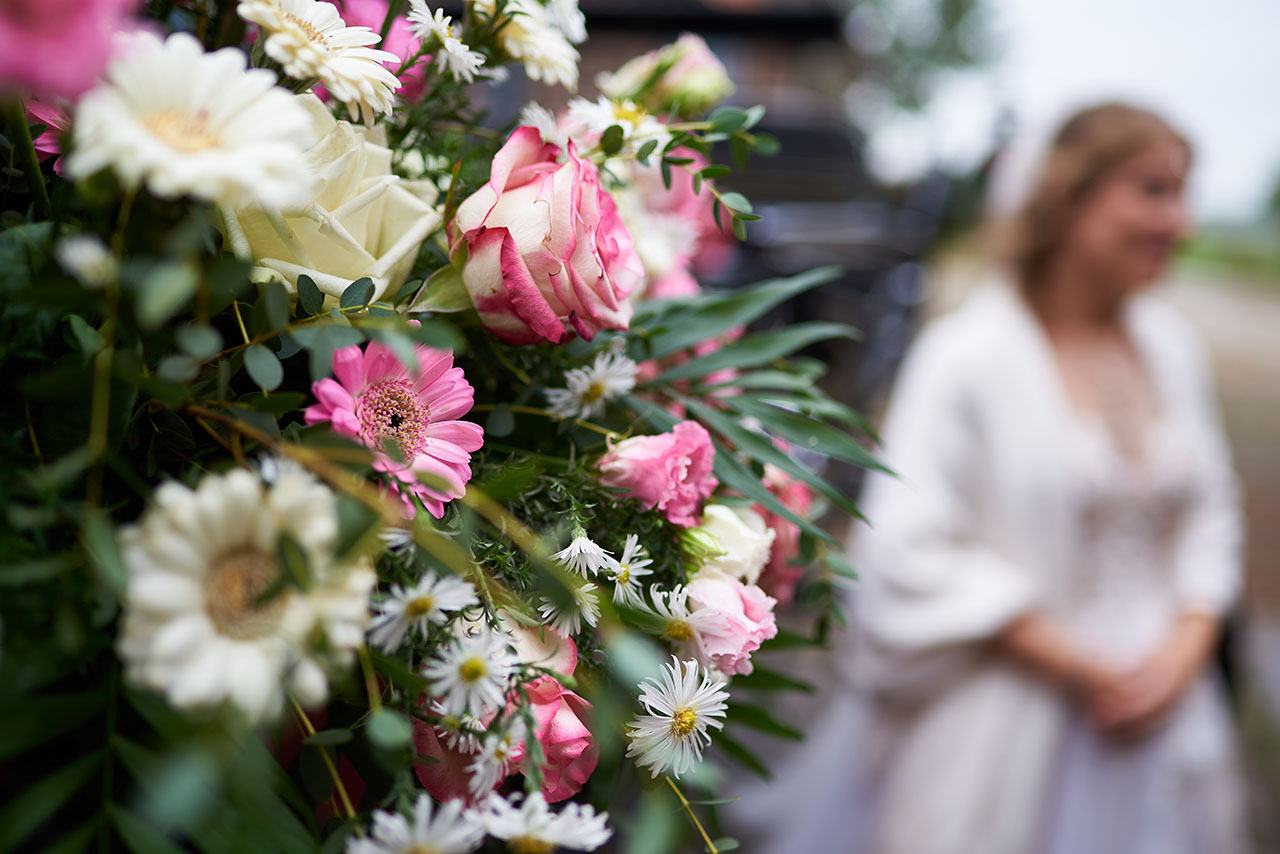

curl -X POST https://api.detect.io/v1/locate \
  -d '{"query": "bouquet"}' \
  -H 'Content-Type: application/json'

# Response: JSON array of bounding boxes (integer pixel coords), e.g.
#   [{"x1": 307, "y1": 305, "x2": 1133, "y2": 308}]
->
[{"x1": 0, "y1": 1, "x2": 877, "y2": 851}]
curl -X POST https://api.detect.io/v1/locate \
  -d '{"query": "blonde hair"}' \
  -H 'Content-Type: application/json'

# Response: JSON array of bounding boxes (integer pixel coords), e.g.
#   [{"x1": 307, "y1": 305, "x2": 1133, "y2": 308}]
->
[{"x1": 1001, "y1": 103, "x2": 1191, "y2": 289}]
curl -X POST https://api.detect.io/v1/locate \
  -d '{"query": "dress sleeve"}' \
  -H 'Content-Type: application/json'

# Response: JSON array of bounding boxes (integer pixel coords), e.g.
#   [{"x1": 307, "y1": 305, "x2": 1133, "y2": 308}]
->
[
  {"x1": 851, "y1": 321, "x2": 1038, "y2": 659},
  {"x1": 1170, "y1": 330, "x2": 1243, "y2": 616}
]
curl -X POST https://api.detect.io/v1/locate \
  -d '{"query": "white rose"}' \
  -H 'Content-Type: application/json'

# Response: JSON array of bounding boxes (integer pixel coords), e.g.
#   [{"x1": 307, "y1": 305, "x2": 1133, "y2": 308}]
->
[
  {"x1": 220, "y1": 94, "x2": 440, "y2": 304},
  {"x1": 696, "y1": 504, "x2": 776, "y2": 586}
]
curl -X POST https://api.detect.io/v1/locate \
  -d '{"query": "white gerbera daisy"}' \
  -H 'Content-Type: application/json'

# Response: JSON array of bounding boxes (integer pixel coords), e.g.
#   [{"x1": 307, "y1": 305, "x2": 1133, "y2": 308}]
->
[
  {"x1": 545, "y1": 351, "x2": 638, "y2": 420},
  {"x1": 565, "y1": 96, "x2": 673, "y2": 155},
  {"x1": 429, "y1": 699, "x2": 486, "y2": 754},
  {"x1": 116, "y1": 462, "x2": 374, "y2": 724},
  {"x1": 625, "y1": 656, "x2": 729, "y2": 778},
  {"x1": 368, "y1": 571, "x2": 479, "y2": 652},
  {"x1": 481, "y1": 791, "x2": 613, "y2": 852},
  {"x1": 538, "y1": 581, "x2": 601, "y2": 636},
  {"x1": 547, "y1": 0, "x2": 587, "y2": 44},
  {"x1": 466, "y1": 717, "x2": 526, "y2": 796},
  {"x1": 55, "y1": 234, "x2": 117, "y2": 290},
  {"x1": 406, "y1": 2, "x2": 485, "y2": 82},
  {"x1": 476, "y1": 0, "x2": 579, "y2": 90},
  {"x1": 609, "y1": 534, "x2": 654, "y2": 608},
  {"x1": 238, "y1": 0, "x2": 400, "y2": 122},
  {"x1": 551, "y1": 532, "x2": 613, "y2": 577},
  {"x1": 423, "y1": 627, "x2": 521, "y2": 718},
  {"x1": 346, "y1": 793, "x2": 483, "y2": 854},
  {"x1": 66, "y1": 32, "x2": 313, "y2": 211}
]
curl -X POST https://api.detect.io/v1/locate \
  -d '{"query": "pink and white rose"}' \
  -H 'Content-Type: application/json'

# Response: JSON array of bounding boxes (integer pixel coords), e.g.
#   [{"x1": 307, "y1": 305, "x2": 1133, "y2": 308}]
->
[
  {"x1": 597, "y1": 420, "x2": 718, "y2": 528},
  {"x1": 452, "y1": 126, "x2": 644, "y2": 345},
  {"x1": 521, "y1": 676, "x2": 598, "y2": 802}
]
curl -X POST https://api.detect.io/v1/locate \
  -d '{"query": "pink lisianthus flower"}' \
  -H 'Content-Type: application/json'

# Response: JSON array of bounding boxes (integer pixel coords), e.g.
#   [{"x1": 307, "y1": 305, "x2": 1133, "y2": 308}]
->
[
  {"x1": 686, "y1": 568, "x2": 778, "y2": 676},
  {"x1": 596, "y1": 420, "x2": 717, "y2": 527},
  {"x1": 452, "y1": 126, "x2": 644, "y2": 345},
  {"x1": 25, "y1": 99, "x2": 70, "y2": 176},
  {"x1": 519, "y1": 676, "x2": 598, "y2": 802},
  {"x1": 755, "y1": 462, "x2": 816, "y2": 607},
  {"x1": 305, "y1": 336, "x2": 484, "y2": 518},
  {"x1": 326, "y1": 0, "x2": 430, "y2": 103},
  {"x1": 0, "y1": 0, "x2": 138, "y2": 100}
]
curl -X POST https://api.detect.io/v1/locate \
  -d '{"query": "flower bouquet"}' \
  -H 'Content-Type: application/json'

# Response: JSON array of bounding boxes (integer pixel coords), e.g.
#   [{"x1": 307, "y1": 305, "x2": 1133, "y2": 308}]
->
[{"x1": 0, "y1": 1, "x2": 877, "y2": 851}]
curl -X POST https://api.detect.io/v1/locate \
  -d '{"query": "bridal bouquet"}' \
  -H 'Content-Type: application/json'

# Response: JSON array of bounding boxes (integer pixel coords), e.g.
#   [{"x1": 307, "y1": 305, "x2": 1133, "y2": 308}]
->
[{"x1": 0, "y1": 1, "x2": 874, "y2": 851}]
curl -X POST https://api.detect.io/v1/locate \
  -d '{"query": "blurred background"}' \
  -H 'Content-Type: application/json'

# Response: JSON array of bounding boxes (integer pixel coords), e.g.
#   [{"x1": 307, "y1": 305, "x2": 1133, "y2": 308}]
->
[{"x1": 474, "y1": 0, "x2": 1280, "y2": 845}]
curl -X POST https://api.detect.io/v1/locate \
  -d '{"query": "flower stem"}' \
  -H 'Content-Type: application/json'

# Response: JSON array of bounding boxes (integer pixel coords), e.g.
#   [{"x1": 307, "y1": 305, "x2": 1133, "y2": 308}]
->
[
  {"x1": 665, "y1": 775, "x2": 720, "y2": 854},
  {"x1": 380, "y1": 0, "x2": 406, "y2": 43},
  {"x1": 290, "y1": 697, "x2": 360, "y2": 825},
  {"x1": 357, "y1": 647, "x2": 383, "y2": 714},
  {"x1": 2, "y1": 100, "x2": 52, "y2": 220}
]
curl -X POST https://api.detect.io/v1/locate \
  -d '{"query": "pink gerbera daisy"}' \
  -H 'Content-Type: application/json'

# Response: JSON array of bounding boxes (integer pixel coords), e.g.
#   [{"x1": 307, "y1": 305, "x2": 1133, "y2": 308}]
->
[{"x1": 305, "y1": 338, "x2": 484, "y2": 518}]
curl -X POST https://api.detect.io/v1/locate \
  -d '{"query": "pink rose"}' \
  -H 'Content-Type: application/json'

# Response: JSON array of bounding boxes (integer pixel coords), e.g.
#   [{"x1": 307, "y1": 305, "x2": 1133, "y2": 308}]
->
[
  {"x1": 521, "y1": 677, "x2": 598, "y2": 802},
  {"x1": 597, "y1": 420, "x2": 718, "y2": 527},
  {"x1": 754, "y1": 463, "x2": 816, "y2": 607},
  {"x1": 0, "y1": 0, "x2": 139, "y2": 100},
  {"x1": 686, "y1": 569, "x2": 778, "y2": 676},
  {"x1": 452, "y1": 126, "x2": 644, "y2": 345}
]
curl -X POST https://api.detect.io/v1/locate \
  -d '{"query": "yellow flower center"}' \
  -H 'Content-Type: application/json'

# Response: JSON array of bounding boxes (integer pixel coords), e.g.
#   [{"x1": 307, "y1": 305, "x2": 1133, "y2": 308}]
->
[
  {"x1": 509, "y1": 838, "x2": 554, "y2": 854},
  {"x1": 284, "y1": 11, "x2": 327, "y2": 45},
  {"x1": 143, "y1": 109, "x2": 221, "y2": 153},
  {"x1": 670, "y1": 707, "x2": 698, "y2": 738},
  {"x1": 204, "y1": 548, "x2": 286, "y2": 640},
  {"x1": 582, "y1": 380, "x2": 608, "y2": 403},
  {"x1": 617, "y1": 567, "x2": 631, "y2": 585},
  {"x1": 458, "y1": 656, "x2": 488, "y2": 683},
  {"x1": 403, "y1": 595, "x2": 436, "y2": 619},
  {"x1": 664, "y1": 620, "x2": 694, "y2": 641},
  {"x1": 612, "y1": 101, "x2": 647, "y2": 124}
]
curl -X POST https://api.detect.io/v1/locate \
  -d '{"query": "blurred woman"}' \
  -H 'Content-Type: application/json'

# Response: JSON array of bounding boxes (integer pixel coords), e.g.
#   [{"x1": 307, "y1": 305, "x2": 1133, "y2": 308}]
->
[{"x1": 844, "y1": 103, "x2": 1248, "y2": 853}]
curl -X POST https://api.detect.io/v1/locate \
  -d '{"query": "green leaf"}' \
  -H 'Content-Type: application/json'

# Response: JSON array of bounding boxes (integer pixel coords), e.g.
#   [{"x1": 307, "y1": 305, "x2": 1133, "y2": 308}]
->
[
  {"x1": 600, "y1": 124, "x2": 625, "y2": 156},
  {"x1": 0, "y1": 750, "x2": 103, "y2": 851},
  {"x1": 743, "y1": 104, "x2": 766, "y2": 129},
  {"x1": 340, "y1": 277, "x2": 375, "y2": 310},
  {"x1": 714, "y1": 838, "x2": 742, "y2": 851},
  {"x1": 679, "y1": 395, "x2": 859, "y2": 517},
  {"x1": 731, "y1": 216, "x2": 747, "y2": 241},
  {"x1": 257, "y1": 280, "x2": 292, "y2": 333},
  {"x1": 111, "y1": 806, "x2": 187, "y2": 854},
  {"x1": 636, "y1": 138, "x2": 658, "y2": 165},
  {"x1": 297, "y1": 274, "x2": 324, "y2": 317},
  {"x1": 727, "y1": 397, "x2": 888, "y2": 473},
  {"x1": 408, "y1": 263, "x2": 472, "y2": 313},
  {"x1": 175, "y1": 324, "x2": 222, "y2": 360},
  {"x1": 244, "y1": 343, "x2": 283, "y2": 391},
  {"x1": 369, "y1": 648, "x2": 429, "y2": 693},
  {"x1": 709, "y1": 106, "x2": 750, "y2": 132},
  {"x1": 304, "y1": 729, "x2": 354, "y2": 747},
  {"x1": 732, "y1": 666, "x2": 816, "y2": 694},
  {"x1": 654, "y1": 322, "x2": 856, "y2": 383},
  {"x1": 155, "y1": 354, "x2": 199, "y2": 384},
  {"x1": 719, "y1": 192, "x2": 752, "y2": 214},
  {"x1": 66, "y1": 314, "x2": 104, "y2": 354},
  {"x1": 137, "y1": 262, "x2": 199, "y2": 330},
  {"x1": 753, "y1": 132, "x2": 781, "y2": 157},
  {"x1": 698, "y1": 164, "x2": 731, "y2": 180},
  {"x1": 0, "y1": 694, "x2": 103, "y2": 761},
  {"x1": 366, "y1": 709, "x2": 413, "y2": 750},
  {"x1": 83, "y1": 508, "x2": 128, "y2": 595},
  {"x1": 633, "y1": 266, "x2": 841, "y2": 359},
  {"x1": 730, "y1": 133, "x2": 751, "y2": 170}
]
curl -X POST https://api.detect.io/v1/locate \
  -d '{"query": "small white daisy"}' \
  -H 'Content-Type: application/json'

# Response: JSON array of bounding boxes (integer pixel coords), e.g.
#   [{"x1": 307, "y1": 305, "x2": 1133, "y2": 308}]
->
[
  {"x1": 429, "y1": 699, "x2": 486, "y2": 754},
  {"x1": 237, "y1": 0, "x2": 401, "y2": 122},
  {"x1": 551, "y1": 533, "x2": 613, "y2": 577},
  {"x1": 625, "y1": 656, "x2": 729, "y2": 779},
  {"x1": 545, "y1": 351, "x2": 639, "y2": 420},
  {"x1": 538, "y1": 581, "x2": 601, "y2": 636},
  {"x1": 481, "y1": 791, "x2": 613, "y2": 852},
  {"x1": 475, "y1": 0, "x2": 579, "y2": 91},
  {"x1": 406, "y1": 2, "x2": 485, "y2": 82},
  {"x1": 642, "y1": 586, "x2": 729, "y2": 662},
  {"x1": 423, "y1": 627, "x2": 521, "y2": 718},
  {"x1": 346, "y1": 793, "x2": 483, "y2": 854},
  {"x1": 55, "y1": 234, "x2": 117, "y2": 290},
  {"x1": 66, "y1": 32, "x2": 313, "y2": 210},
  {"x1": 608, "y1": 534, "x2": 654, "y2": 608},
  {"x1": 368, "y1": 571, "x2": 480, "y2": 652},
  {"x1": 518, "y1": 101, "x2": 567, "y2": 147},
  {"x1": 466, "y1": 717, "x2": 526, "y2": 796},
  {"x1": 565, "y1": 95, "x2": 673, "y2": 155}
]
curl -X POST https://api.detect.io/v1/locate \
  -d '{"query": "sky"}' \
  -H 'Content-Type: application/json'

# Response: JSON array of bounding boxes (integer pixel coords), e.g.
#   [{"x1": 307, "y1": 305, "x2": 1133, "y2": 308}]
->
[{"x1": 859, "y1": 0, "x2": 1280, "y2": 222}]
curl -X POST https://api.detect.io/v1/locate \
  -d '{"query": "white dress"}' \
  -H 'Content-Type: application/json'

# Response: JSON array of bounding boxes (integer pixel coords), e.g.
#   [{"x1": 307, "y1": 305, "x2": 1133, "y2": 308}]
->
[{"x1": 723, "y1": 282, "x2": 1247, "y2": 854}]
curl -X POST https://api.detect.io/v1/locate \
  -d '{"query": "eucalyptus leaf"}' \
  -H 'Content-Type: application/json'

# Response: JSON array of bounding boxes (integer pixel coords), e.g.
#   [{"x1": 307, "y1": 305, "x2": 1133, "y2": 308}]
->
[
  {"x1": 297, "y1": 274, "x2": 324, "y2": 317},
  {"x1": 340, "y1": 277, "x2": 375, "y2": 310},
  {"x1": 176, "y1": 324, "x2": 222, "y2": 360},
  {"x1": 366, "y1": 709, "x2": 413, "y2": 750},
  {"x1": 137, "y1": 262, "x2": 199, "y2": 330},
  {"x1": 244, "y1": 343, "x2": 283, "y2": 391}
]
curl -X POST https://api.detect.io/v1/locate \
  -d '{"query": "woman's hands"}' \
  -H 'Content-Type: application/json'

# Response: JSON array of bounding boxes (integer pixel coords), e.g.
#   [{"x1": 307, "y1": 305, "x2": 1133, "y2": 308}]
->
[{"x1": 1088, "y1": 612, "x2": 1220, "y2": 740}]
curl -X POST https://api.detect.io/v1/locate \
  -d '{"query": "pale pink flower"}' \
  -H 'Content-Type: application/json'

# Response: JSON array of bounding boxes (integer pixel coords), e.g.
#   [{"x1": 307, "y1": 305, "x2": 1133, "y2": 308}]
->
[
  {"x1": 685, "y1": 568, "x2": 778, "y2": 676},
  {"x1": 305, "y1": 336, "x2": 484, "y2": 518},
  {"x1": 755, "y1": 462, "x2": 816, "y2": 607},
  {"x1": 452, "y1": 126, "x2": 644, "y2": 345},
  {"x1": 597, "y1": 421, "x2": 717, "y2": 528},
  {"x1": 0, "y1": 0, "x2": 138, "y2": 100}
]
